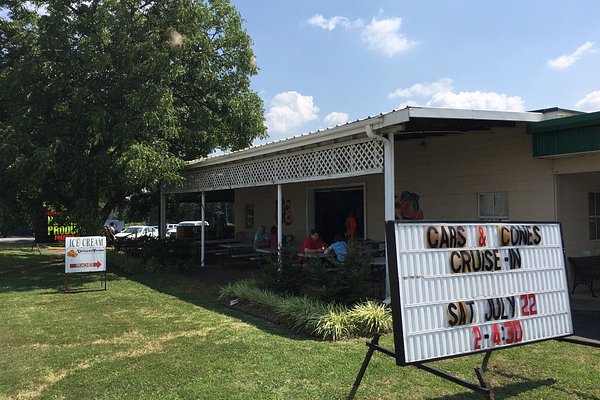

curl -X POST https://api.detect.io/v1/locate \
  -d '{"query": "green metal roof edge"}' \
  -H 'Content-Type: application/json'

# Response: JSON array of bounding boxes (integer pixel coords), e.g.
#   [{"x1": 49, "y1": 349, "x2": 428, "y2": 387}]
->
[{"x1": 527, "y1": 111, "x2": 600, "y2": 134}]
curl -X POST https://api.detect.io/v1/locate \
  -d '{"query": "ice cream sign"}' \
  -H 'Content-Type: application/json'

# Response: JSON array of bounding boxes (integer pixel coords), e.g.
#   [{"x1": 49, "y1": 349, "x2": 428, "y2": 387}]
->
[{"x1": 65, "y1": 236, "x2": 106, "y2": 273}]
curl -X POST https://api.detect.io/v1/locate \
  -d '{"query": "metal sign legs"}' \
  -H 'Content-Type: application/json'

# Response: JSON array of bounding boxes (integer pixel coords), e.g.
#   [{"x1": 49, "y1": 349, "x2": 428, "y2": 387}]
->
[{"x1": 349, "y1": 334, "x2": 495, "y2": 400}]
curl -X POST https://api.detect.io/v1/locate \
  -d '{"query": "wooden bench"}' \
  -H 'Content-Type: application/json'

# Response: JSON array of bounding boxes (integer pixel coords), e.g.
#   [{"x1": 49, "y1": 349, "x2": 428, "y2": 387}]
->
[
  {"x1": 568, "y1": 256, "x2": 600, "y2": 297},
  {"x1": 230, "y1": 252, "x2": 264, "y2": 268}
]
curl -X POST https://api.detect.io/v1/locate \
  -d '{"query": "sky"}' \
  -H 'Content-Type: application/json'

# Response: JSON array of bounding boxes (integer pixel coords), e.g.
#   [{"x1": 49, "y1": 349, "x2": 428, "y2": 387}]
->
[
  {"x1": 3, "y1": 2, "x2": 600, "y2": 147},
  {"x1": 229, "y1": 0, "x2": 600, "y2": 144}
]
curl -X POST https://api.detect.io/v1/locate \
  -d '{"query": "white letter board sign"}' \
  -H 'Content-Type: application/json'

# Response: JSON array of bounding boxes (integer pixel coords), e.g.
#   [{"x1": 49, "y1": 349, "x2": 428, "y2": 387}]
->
[
  {"x1": 65, "y1": 236, "x2": 106, "y2": 274},
  {"x1": 385, "y1": 221, "x2": 573, "y2": 365}
]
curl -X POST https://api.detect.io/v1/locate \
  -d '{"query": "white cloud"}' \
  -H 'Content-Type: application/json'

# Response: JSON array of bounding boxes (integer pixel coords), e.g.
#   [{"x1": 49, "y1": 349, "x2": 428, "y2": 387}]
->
[
  {"x1": 388, "y1": 78, "x2": 454, "y2": 99},
  {"x1": 307, "y1": 14, "x2": 363, "y2": 31},
  {"x1": 575, "y1": 90, "x2": 600, "y2": 111},
  {"x1": 361, "y1": 17, "x2": 417, "y2": 57},
  {"x1": 389, "y1": 78, "x2": 525, "y2": 111},
  {"x1": 547, "y1": 42, "x2": 596, "y2": 70},
  {"x1": 322, "y1": 112, "x2": 349, "y2": 128},
  {"x1": 426, "y1": 90, "x2": 525, "y2": 111},
  {"x1": 266, "y1": 91, "x2": 319, "y2": 134},
  {"x1": 23, "y1": 1, "x2": 48, "y2": 15}
]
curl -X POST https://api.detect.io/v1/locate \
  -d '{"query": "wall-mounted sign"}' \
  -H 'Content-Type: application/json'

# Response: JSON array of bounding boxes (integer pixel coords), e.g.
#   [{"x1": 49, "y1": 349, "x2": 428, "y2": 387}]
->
[
  {"x1": 386, "y1": 221, "x2": 572, "y2": 365},
  {"x1": 65, "y1": 236, "x2": 106, "y2": 274}
]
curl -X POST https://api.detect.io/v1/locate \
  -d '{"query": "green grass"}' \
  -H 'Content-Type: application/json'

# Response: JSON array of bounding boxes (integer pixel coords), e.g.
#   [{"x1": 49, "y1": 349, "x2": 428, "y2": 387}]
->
[{"x1": 1, "y1": 243, "x2": 599, "y2": 399}]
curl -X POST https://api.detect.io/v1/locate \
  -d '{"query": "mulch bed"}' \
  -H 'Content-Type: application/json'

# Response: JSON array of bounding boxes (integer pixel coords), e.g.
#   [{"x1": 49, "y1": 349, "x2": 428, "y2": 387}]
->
[{"x1": 220, "y1": 299, "x2": 286, "y2": 326}]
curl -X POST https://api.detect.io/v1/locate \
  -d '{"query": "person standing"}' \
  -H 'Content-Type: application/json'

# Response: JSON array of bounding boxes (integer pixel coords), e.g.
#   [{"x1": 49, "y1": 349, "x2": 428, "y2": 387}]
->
[{"x1": 345, "y1": 210, "x2": 357, "y2": 239}]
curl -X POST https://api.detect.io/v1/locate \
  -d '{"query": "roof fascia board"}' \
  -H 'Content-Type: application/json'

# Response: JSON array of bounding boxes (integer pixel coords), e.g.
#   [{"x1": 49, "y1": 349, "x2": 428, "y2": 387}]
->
[
  {"x1": 187, "y1": 107, "x2": 544, "y2": 170},
  {"x1": 406, "y1": 106, "x2": 544, "y2": 122}
]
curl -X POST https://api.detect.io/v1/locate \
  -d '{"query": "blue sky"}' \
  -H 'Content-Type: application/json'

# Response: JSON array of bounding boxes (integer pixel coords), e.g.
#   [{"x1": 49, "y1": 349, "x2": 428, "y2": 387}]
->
[
  {"x1": 3, "y1": 2, "x2": 600, "y2": 146},
  {"x1": 230, "y1": 0, "x2": 600, "y2": 143}
]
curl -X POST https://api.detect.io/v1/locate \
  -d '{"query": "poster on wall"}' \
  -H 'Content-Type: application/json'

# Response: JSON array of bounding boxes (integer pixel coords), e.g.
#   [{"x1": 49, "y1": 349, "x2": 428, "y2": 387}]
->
[
  {"x1": 65, "y1": 236, "x2": 106, "y2": 274},
  {"x1": 385, "y1": 221, "x2": 573, "y2": 365}
]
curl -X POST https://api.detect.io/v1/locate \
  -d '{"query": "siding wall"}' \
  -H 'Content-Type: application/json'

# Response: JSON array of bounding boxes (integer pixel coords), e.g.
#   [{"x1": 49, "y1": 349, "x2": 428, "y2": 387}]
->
[
  {"x1": 556, "y1": 171, "x2": 600, "y2": 256},
  {"x1": 394, "y1": 127, "x2": 556, "y2": 221},
  {"x1": 233, "y1": 126, "x2": 564, "y2": 245}
]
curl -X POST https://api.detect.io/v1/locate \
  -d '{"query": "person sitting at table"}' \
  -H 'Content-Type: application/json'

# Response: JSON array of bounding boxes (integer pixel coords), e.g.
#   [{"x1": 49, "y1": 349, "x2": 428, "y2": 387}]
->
[
  {"x1": 268, "y1": 225, "x2": 278, "y2": 248},
  {"x1": 324, "y1": 233, "x2": 348, "y2": 262},
  {"x1": 253, "y1": 225, "x2": 269, "y2": 248},
  {"x1": 301, "y1": 229, "x2": 326, "y2": 253}
]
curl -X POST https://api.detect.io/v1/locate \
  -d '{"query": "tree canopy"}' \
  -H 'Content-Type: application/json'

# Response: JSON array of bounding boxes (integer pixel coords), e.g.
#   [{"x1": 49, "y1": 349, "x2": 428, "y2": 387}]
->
[{"x1": 0, "y1": 0, "x2": 265, "y2": 234}]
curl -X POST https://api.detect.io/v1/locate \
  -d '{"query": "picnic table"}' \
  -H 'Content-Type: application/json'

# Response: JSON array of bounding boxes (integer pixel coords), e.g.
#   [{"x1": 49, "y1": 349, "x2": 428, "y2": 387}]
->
[
  {"x1": 568, "y1": 255, "x2": 600, "y2": 297},
  {"x1": 219, "y1": 242, "x2": 262, "y2": 267},
  {"x1": 298, "y1": 252, "x2": 335, "y2": 259}
]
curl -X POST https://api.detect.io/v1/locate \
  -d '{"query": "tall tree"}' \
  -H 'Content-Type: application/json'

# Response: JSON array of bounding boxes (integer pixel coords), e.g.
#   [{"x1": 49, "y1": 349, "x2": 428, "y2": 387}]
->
[{"x1": 0, "y1": 0, "x2": 265, "y2": 234}]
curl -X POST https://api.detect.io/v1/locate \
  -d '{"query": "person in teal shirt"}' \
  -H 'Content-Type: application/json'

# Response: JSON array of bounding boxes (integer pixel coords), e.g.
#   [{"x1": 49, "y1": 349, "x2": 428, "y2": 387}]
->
[
  {"x1": 253, "y1": 225, "x2": 269, "y2": 247},
  {"x1": 325, "y1": 233, "x2": 348, "y2": 262}
]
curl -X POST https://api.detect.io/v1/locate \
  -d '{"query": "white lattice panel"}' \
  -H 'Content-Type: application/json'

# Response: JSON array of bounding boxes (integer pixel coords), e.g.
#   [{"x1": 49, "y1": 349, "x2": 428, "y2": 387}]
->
[{"x1": 167, "y1": 139, "x2": 384, "y2": 193}]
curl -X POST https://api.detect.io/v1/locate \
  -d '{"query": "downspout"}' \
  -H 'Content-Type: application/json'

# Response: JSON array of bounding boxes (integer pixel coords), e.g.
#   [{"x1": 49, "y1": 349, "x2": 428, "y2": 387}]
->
[
  {"x1": 201, "y1": 191, "x2": 205, "y2": 267},
  {"x1": 366, "y1": 123, "x2": 394, "y2": 303},
  {"x1": 277, "y1": 184, "x2": 283, "y2": 272}
]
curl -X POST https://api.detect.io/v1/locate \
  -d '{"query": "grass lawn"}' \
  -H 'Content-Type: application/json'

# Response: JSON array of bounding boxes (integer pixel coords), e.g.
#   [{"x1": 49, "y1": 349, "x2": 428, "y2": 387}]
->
[{"x1": 0, "y1": 243, "x2": 598, "y2": 399}]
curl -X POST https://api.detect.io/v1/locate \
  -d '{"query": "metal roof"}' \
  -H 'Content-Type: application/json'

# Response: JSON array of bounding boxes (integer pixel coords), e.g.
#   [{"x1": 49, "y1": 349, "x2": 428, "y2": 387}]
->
[
  {"x1": 528, "y1": 111, "x2": 600, "y2": 157},
  {"x1": 188, "y1": 106, "x2": 545, "y2": 168}
]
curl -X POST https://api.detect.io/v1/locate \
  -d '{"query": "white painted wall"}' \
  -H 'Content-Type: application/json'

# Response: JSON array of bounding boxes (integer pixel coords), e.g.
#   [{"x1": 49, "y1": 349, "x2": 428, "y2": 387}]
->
[
  {"x1": 232, "y1": 126, "x2": 598, "y2": 254},
  {"x1": 394, "y1": 126, "x2": 556, "y2": 221},
  {"x1": 556, "y1": 171, "x2": 600, "y2": 257}
]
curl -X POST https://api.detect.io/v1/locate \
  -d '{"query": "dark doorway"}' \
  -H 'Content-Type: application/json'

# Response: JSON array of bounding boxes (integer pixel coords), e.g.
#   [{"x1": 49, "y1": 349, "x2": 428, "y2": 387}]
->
[{"x1": 314, "y1": 187, "x2": 364, "y2": 244}]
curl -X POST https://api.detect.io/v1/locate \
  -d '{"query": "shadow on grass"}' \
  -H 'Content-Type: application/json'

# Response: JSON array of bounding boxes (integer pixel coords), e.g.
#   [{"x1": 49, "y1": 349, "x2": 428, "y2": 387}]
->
[
  {"x1": 116, "y1": 265, "x2": 323, "y2": 342},
  {"x1": 0, "y1": 247, "x2": 122, "y2": 294},
  {"x1": 424, "y1": 378, "x2": 557, "y2": 400}
]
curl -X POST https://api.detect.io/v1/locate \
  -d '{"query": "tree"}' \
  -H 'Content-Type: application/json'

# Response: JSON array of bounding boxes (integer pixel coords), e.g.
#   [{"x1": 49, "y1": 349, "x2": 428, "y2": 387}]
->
[{"x1": 0, "y1": 0, "x2": 265, "y2": 235}]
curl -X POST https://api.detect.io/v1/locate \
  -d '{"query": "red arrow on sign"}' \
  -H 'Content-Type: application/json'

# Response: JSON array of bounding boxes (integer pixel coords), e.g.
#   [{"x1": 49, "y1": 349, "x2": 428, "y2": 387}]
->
[{"x1": 69, "y1": 261, "x2": 102, "y2": 269}]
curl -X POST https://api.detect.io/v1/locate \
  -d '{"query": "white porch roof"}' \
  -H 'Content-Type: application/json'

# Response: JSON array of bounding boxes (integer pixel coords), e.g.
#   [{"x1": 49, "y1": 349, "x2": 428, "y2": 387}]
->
[{"x1": 164, "y1": 106, "x2": 544, "y2": 194}]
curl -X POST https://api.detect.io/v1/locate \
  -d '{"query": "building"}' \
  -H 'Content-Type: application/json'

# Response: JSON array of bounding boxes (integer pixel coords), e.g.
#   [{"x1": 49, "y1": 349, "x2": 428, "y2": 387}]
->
[{"x1": 160, "y1": 106, "x2": 600, "y2": 290}]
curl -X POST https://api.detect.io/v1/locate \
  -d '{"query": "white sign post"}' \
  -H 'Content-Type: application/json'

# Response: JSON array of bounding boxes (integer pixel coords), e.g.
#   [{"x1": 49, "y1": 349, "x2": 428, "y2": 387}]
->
[
  {"x1": 351, "y1": 221, "x2": 576, "y2": 400},
  {"x1": 64, "y1": 236, "x2": 107, "y2": 292}
]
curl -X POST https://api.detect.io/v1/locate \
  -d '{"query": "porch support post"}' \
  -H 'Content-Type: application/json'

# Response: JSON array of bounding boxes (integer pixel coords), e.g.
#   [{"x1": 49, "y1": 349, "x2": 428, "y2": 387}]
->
[
  {"x1": 384, "y1": 132, "x2": 395, "y2": 301},
  {"x1": 201, "y1": 191, "x2": 206, "y2": 267},
  {"x1": 277, "y1": 184, "x2": 283, "y2": 256},
  {"x1": 159, "y1": 192, "x2": 167, "y2": 240},
  {"x1": 366, "y1": 122, "x2": 394, "y2": 303}
]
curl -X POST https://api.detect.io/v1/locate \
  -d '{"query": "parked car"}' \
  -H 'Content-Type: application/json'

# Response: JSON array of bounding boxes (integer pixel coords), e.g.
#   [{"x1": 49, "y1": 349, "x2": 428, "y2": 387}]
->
[
  {"x1": 177, "y1": 221, "x2": 210, "y2": 227},
  {"x1": 175, "y1": 221, "x2": 209, "y2": 239},
  {"x1": 166, "y1": 223, "x2": 178, "y2": 238},
  {"x1": 114, "y1": 226, "x2": 158, "y2": 240}
]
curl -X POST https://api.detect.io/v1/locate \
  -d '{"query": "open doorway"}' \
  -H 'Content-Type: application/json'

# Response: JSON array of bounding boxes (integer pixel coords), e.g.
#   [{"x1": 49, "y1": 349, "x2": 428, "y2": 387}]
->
[{"x1": 313, "y1": 186, "x2": 364, "y2": 244}]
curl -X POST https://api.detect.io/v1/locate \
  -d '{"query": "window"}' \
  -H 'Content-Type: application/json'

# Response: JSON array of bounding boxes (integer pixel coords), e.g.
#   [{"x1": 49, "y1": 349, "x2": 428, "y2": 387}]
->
[
  {"x1": 589, "y1": 192, "x2": 600, "y2": 240},
  {"x1": 478, "y1": 192, "x2": 508, "y2": 220}
]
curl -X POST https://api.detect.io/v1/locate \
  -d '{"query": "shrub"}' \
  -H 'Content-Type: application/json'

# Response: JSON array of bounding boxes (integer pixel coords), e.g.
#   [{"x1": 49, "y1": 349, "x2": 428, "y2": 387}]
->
[
  {"x1": 348, "y1": 300, "x2": 392, "y2": 336},
  {"x1": 107, "y1": 251, "x2": 146, "y2": 274},
  {"x1": 260, "y1": 250, "x2": 305, "y2": 294},
  {"x1": 113, "y1": 237, "x2": 194, "y2": 272},
  {"x1": 315, "y1": 305, "x2": 353, "y2": 341},
  {"x1": 309, "y1": 248, "x2": 371, "y2": 304},
  {"x1": 274, "y1": 295, "x2": 327, "y2": 333},
  {"x1": 218, "y1": 280, "x2": 392, "y2": 341}
]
